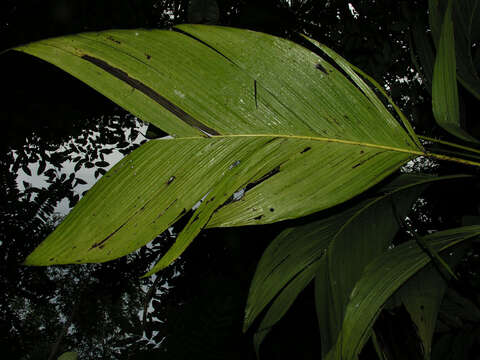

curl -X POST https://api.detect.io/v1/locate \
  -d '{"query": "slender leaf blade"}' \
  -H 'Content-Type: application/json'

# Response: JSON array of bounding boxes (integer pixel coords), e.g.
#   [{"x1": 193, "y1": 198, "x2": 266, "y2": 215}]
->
[
  {"x1": 244, "y1": 174, "x2": 469, "y2": 350},
  {"x1": 431, "y1": 0, "x2": 477, "y2": 142},
  {"x1": 253, "y1": 259, "x2": 322, "y2": 357},
  {"x1": 332, "y1": 225, "x2": 480, "y2": 360},
  {"x1": 395, "y1": 266, "x2": 447, "y2": 359}
]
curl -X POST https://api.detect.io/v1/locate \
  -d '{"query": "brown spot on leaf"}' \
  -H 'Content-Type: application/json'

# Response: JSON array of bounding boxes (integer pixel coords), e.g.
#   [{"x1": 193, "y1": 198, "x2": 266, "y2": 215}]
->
[
  {"x1": 155, "y1": 199, "x2": 178, "y2": 220},
  {"x1": 254, "y1": 79, "x2": 258, "y2": 109},
  {"x1": 107, "y1": 36, "x2": 121, "y2": 44},
  {"x1": 207, "y1": 196, "x2": 215, "y2": 203},
  {"x1": 89, "y1": 221, "x2": 129, "y2": 250},
  {"x1": 253, "y1": 215, "x2": 264, "y2": 220},
  {"x1": 352, "y1": 152, "x2": 383, "y2": 169},
  {"x1": 301, "y1": 147, "x2": 311, "y2": 154},
  {"x1": 245, "y1": 166, "x2": 281, "y2": 191},
  {"x1": 316, "y1": 63, "x2": 327, "y2": 74}
]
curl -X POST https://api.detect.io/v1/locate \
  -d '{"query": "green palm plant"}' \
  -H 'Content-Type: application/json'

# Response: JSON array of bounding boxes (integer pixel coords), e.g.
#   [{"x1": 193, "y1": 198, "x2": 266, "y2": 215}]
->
[{"x1": 8, "y1": 11, "x2": 480, "y2": 359}]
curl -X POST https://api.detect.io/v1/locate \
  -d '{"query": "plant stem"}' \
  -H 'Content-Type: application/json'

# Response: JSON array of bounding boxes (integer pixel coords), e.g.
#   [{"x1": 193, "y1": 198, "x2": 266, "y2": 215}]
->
[
  {"x1": 419, "y1": 135, "x2": 480, "y2": 155},
  {"x1": 425, "y1": 152, "x2": 480, "y2": 167}
]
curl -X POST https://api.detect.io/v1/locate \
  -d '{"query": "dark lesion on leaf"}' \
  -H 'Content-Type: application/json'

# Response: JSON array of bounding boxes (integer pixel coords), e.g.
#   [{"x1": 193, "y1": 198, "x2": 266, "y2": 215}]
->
[
  {"x1": 89, "y1": 220, "x2": 129, "y2": 250},
  {"x1": 88, "y1": 194, "x2": 159, "y2": 250},
  {"x1": 81, "y1": 55, "x2": 220, "y2": 136},
  {"x1": 207, "y1": 196, "x2": 215, "y2": 203},
  {"x1": 154, "y1": 199, "x2": 178, "y2": 221},
  {"x1": 145, "y1": 53, "x2": 152, "y2": 60},
  {"x1": 254, "y1": 79, "x2": 258, "y2": 109},
  {"x1": 245, "y1": 166, "x2": 281, "y2": 192},
  {"x1": 265, "y1": 255, "x2": 290, "y2": 280},
  {"x1": 300, "y1": 147, "x2": 311, "y2": 154},
  {"x1": 107, "y1": 36, "x2": 121, "y2": 44},
  {"x1": 351, "y1": 151, "x2": 384, "y2": 169},
  {"x1": 315, "y1": 63, "x2": 328, "y2": 74},
  {"x1": 253, "y1": 215, "x2": 263, "y2": 220}
]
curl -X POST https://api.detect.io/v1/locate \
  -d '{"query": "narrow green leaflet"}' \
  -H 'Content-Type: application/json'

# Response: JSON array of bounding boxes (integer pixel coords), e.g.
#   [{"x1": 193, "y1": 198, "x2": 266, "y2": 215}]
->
[
  {"x1": 252, "y1": 260, "x2": 322, "y2": 358},
  {"x1": 410, "y1": 19, "x2": 435, "y2": 90},
  {"x1": 243, "y1": 199, "x2": 351, "y2": 333},
  {"x1": 430, "y1": 0, "x2": 480, "y2": 100},
  {"x1": 243, "y1": 174, "x2": 469, "y2": 356},
  {"x1": 371, "y1": 330, "x2": 387, "y2": 360},
  {"x1": 13, "y1": 25, "x2": 428, "y2": 271},
  {"x1": 428, "y1": 0, "x2": 444, "y2": 45},
  {"x1": 394, "y1": 266, "x2": 447, "y2": 359},
  {"x1": 329, "y1": 225, "x2": 480, "y2": 360},
  {"x1": 316, "y1": 174, "x2": 441, "y2": 357},
  {"x1": 431, "y1": 0, "x2": 478, "y2": 143},
  {"x1": 57, "y1": 352, "x2": 78, "y2": 360},
  {"x1": 452, "y1": 0, "x2": 480, "y2": 100}
]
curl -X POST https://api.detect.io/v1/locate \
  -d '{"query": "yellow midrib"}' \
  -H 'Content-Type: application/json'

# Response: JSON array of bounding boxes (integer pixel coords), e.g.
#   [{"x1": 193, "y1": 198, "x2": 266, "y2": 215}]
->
[{"x1": 164, "y1": 133, "x2": 480, "y2": 167}]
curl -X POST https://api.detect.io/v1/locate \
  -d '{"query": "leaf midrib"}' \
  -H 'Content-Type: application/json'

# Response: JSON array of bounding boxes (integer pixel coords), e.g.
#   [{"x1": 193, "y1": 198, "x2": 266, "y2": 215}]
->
[
  {"x1": 166, "y1": 134, "x2": 480, "y2": 167},
  {"x1": 169, "y1": 133, "x2": 423, "y2": 156}
]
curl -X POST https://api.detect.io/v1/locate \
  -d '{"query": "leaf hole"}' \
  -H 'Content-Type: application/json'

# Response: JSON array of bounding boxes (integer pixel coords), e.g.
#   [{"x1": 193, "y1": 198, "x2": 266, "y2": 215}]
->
[
  {"x1": 245, "y1": 166, "x2": 280, "y2": 192},
  {"x1": 315, "y1": 63, "x2": 328, "y2": 74}
]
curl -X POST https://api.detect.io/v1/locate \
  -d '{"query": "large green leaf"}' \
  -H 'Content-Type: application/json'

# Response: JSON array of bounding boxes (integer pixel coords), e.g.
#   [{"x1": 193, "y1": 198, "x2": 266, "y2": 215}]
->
[
  {"x1": 328, "y1": 225, "x2": 480, "y2": 360},
  {"x1": 243, "y1": 174, "x2": 469, "y2": 356},
  {"x1": 15, "y1": 25, "x2": 424, "y2": 272}
]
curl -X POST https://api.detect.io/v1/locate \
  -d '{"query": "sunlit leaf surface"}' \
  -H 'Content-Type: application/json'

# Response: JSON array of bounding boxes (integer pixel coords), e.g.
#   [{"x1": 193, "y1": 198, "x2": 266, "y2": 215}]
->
[{"x1": 15, "y1": 25, "x2": 423, "y2": 272}]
